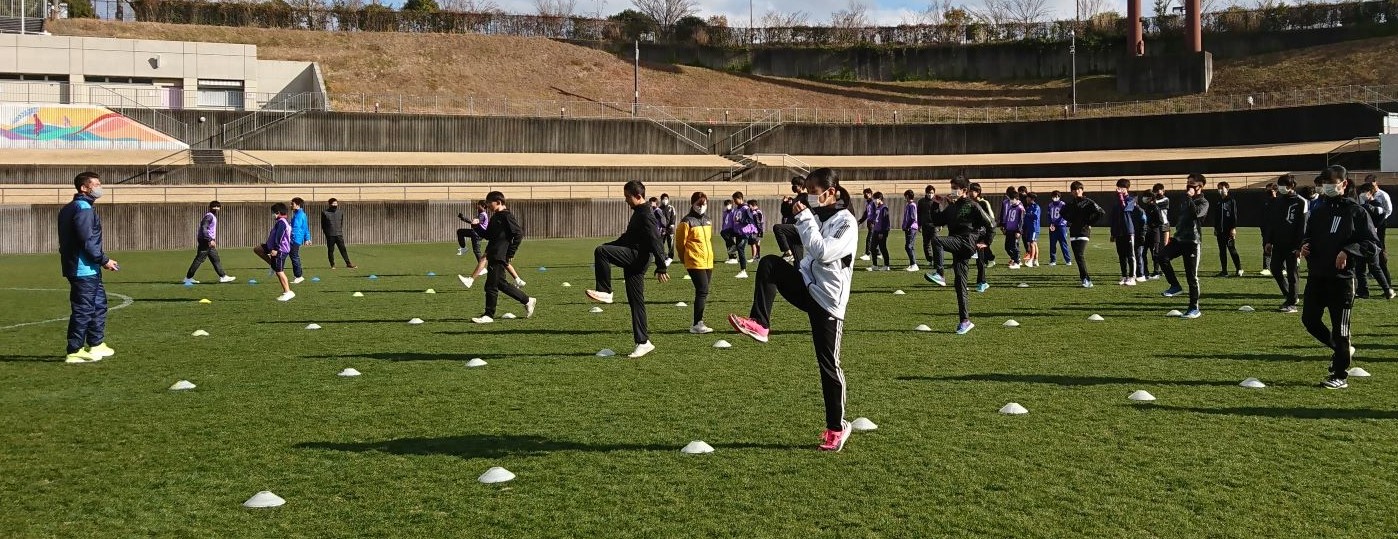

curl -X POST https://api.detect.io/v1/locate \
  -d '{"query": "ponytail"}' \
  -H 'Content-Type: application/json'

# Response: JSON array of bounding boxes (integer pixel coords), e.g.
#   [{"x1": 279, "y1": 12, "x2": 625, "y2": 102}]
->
[{"x1": 835, "y1": 185, "x2": 853, "y2": 214}]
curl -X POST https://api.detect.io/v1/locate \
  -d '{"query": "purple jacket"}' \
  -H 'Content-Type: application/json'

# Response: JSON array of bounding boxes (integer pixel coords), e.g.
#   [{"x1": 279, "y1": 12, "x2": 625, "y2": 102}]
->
[
  {"x1": 199, "y1": 211, "x2": 217, "y2": 241},
  {"x1": 265, "y1": 216, "x2": 291, "y2": 253},
  {"x1": 1003, "y1": 202, "x2": 1026, "y2": 232},
  {"x1": 902, "y1": 201, "x2": 919, "y2": 231},
  {"x1": 722, "y1": 207, "x2": 737, "y2": 232},
  {"x1": 871, "y1": 204, "x2": 891, "y2": 233}
]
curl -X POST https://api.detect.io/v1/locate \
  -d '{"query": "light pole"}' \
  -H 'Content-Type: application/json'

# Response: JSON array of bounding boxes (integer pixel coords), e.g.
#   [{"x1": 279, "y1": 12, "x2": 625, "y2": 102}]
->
[
  {"x1": 633, "y1": 39, "x2": 639, "y2": 116},
  {"x1": 1069, "y1": 30, "x2": 1077, "y2": 115}
]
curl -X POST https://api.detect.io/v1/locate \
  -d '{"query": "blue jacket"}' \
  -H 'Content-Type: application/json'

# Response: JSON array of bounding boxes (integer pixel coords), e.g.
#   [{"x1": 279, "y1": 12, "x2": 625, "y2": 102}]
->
[
  {"x1": 58, "y1": 193, "x2": 109, "y2": 278},
  {"x1": 291, "y1": 209, "x2": 311, "y2": 245},
  {"x1": 1023, "y1": 202, "x2": 1041, "y2": 231},
  {"x1": 1109, "y1": 193, "x2": 1137, "y2": 238}
]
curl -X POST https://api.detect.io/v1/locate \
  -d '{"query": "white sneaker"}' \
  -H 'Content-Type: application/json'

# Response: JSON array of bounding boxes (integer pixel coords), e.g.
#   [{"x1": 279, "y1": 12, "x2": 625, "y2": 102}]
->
[
  {"x1": 457, "y1": 248, "x2": 467, "y2": 256},
  {"x1": 628, "y1": 341, "x2": 656, "y2": 358},
  {"x1": 735, "y1": 271, "x2": 749, "y2": 279},
  {"x1": 1237, "y1": 270, "x2": 1246, "y2": 277},
  {"x1": 586, "y1": 290, "x2": 614, "y2": 304},
  {"x1": 219, "y1": 275, "x2": 237, "y2": 283},
  {"x1": 515, "y1": 278, "x2": 526, "y2": 288},
  {"x1": 866, "y1": 266, "x2": 875, "y2": 272},
  {"x1": 1118, "y1": 278, "x2": 1127, "y2": 286},
  {"x1": 1050, "y1": 261, "x2": 1058, "y2": 266},
  {"x1": 292, "y1": 277, "x2": 305, "y2": 284},
  {"x1": 906, "y1": 264, "x2": 920, "y2": 272},
  {"x1": 1259, "y1": 269, "x2": 1273, "y2": 277},
  {"x1": 690, "y1": 322, "x2": 714, "y2": 334},
  {"x1": 1009, "y1": 263, "x2": 1021, "y2": 270},
  {"x1": 471, "y1": 315, "x2": 494, "y2": 324},
  {"x1": 749, "y1": 258, "x2": 758, "y2": 263},
  {"x1": 525, "y1": 297, "x2": 537, "y2": 318},
  {"x1": 860, "y1": 255, "x2": 871, "y2": 261},
  {"x1": 1125, "y1": 278, "x2": 1137, "y2": 286},
  {"x1": 725, "y1": 259, "x2": 739, "y2": 265},
  {"x1": 665, "y1": 258, "x2": 674, "y2": 266},
  {"x1": 277, "y1": 291, "x2": 296, "y2": 302},
  {"x1": 182, "y1": 278, "x2": 199, "y2": 285},
  {"x1": 458, "y1": 274, "x2": 475, "y2": 289}
]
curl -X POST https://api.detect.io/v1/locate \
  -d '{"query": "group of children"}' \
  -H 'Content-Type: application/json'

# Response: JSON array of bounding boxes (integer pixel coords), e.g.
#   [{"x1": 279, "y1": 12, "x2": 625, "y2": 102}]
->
[{"x1": 186, "y1": 197, "x2": 357, "y2": 302}]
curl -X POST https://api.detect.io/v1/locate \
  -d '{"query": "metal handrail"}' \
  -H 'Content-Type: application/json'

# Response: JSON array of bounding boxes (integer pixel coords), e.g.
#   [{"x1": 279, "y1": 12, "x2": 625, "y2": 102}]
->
[
  {"x1": 227, "y1": 150, "x2": 277, "y2": 183},
  {"x1": 639, "y1": 105, "x2": 711, "y2": 153},
  {"x1": 725, "y1": 110, "x2": 784, "y2": 154},
  {"x1": 138, "y1": 149, "x2": 190, "y2": 184}
]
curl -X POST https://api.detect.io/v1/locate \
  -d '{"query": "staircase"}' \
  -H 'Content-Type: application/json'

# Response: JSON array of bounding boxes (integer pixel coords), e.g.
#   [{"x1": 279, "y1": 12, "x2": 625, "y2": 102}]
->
[
  {"x1": 132, "y1": 149, "x2": 275, "y2": 184},
  {"x1": 190, "y1": 149, "x2": 226, "y2": 165},
  {"x1": 639, "y1": 105, "x2": 711, "y2": 154},
  {"x1": 721, "y1": 153, "x2": 811, "y2": 182},
  {"x1": 721, "y1": 111, "x2": 784, "y2": 155},
  {"x1": 213, "y1": 93, "x2": 320, "y2": 149}
]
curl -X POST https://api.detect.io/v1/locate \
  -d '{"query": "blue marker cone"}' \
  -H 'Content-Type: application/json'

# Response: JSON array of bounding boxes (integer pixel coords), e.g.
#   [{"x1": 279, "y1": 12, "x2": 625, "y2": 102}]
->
[
  {"x1": 427, "y1": 272, "x2": 436, "y2": 277},
  {"x1": 538, "y1": 267, "x2": 548, "y2": 272},
  {"x1": 368, "y1": 275, "x2": 379, "y2": 280},
  {"x1": 183, "y1": 282, "x2": 194, "y2": 288},
  {"x1": 311, "y1": 277, "x2": 321, "y2": 283},
  {"x1": 248, "y1": 279, "x2": 258, "y2": 285}
]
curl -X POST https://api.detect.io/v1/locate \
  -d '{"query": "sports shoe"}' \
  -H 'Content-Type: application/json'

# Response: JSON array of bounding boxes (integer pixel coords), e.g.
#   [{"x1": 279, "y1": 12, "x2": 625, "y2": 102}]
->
[
  {"x1": 1050, "y1": 261, "x2": 1058, "y2": 266},
  {"x1": 586, "y1": 290, "x2": 614, "y2": 304},
  {"x1": 955, "y1": 320, "x2": 975, "y2": 335},
  {"x1": 458, "y1": 274, "x2": 475, "y2": 289},
  {"x1": 782, "y1": 254, "x2": 796, "y2": 263},
  {"x1": 1182, "y1": 308, "x2": 1202, "y2": 319},
  {"x1": 292, "y1": 277, "x2": 305, "y2": 284},
  {"x1": 1009, "y1": 263, "x2": 1021, "y2": 270},
  {"x1": 1118, "y1": 278, "x2": 1127, "y2": 286},
  {"x1": 729, "y1": 314, "x2": 770, "y2": 343},
  {"x1": 1082, "y1": 279, "x2": 1093, "y2": 288},
  {"x1": 925, "y1": 273, "x2": 947, "y2": 286},
  {"x1": 1214, "y1": 271, "x2": 1229, "y2": 278},
  {"x1": 690, "y1": 322, "x2": 714, "y2": 334},
  {"x1": 1162, "y1": 286, "x2": 1183, "y2": 297},
  {"x1": 515, "y1": 278, "x2": 527, "y2": 288},
  {"x1": 985, "y1": 260, "x2": 997, "y2": 268},
  {"x1": 1125, "y1": 278, "x2": 1137, "y2": 286},
  {"x1": 905, "y1": 264, "x2": 920, "y2": 272},
  {"x1": 65, "y1": 349, "x2": 96, "y2": 364},
  {"x1": 819, "y1": 420, "x2": 852, "y2": 452},
  {"x1": 457, "y1": 247, "x2": 467, "y2": 256},
  {"x1": 735, "y1": 271, "x2": 749, "y2": 279},
  {"x1": 880, "y1": 266, "x2": 892, "y2": 272},
  {"x1": 471, "y1": 315, "x2": 494, "y2": 324},
  {"x1": 1386, "y1": 290, "x2": 1397, "y2": 300},
  {"x1": 525, "y1": 297, "x2": 537, "y2": 318},
  {"x1": 665, "y1": 258, "x2": 674, "y2": 266},
  {"x1": 628, "y1": 341, "x2": 656, "y2": 358},
  {"x1": 1278, "y1": 304, "x2": 1298, "y2": 313},
  {"x1": 976, "y1": 282, "x2": 990, "y2": 293},
  {"x1": 277, "y1": 291, "x2": 296, "y2": 302},
  {"x1": 346, "y1": 264, "x2": 358, "y2": 269},
  {"x1": 1321, "y1": 377, "x2": 1349, "y2": 389},
  {"x1": 1259, "y1": 269, "x2": 1273, "y2": 277},
  {"x1": 219, "y1": 275, "x2": 237, "y2": 283},
  {"x1": 1237, "y1": 270, "x2": 1245, "y2": 277},
  {"x1": 971, "y1": 253, "x2": 979, "y2": 260},
  {"x1": 88, "y1": 343, "x2": 115, "y2": 358},
  {"x1": 182, "y1": 278, "x2": 199, "y2": 285},
  {"x1": 859, "y1": 255, "x2": 871, "y2": 261},
  {"x1": 725, "y1": 259, "x2": 739, "y2": 265},
  {"x1": 1066, "y1": 261, "x2": 1073, "y2": 266}
]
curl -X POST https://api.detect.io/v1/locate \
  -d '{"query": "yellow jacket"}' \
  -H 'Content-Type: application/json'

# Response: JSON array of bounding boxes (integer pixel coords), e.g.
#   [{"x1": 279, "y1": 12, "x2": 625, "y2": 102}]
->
[{"x1": 675, "y1": 212, "x2": 715, "y2": 270}]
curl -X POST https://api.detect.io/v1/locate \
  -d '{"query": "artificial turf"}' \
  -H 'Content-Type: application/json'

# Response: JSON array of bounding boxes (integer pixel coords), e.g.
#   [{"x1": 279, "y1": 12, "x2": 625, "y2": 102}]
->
[{"x1": 2, "y1": 231, "x2": 1397, "y2": 537}]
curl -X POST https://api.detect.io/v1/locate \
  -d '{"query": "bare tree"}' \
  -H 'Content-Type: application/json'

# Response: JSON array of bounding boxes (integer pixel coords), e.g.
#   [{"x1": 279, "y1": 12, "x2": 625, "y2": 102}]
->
[
  {"x1": 1002, "y1": 0, "x2": 1051, "y2": 24},
  {"x1": 830, "y1": 0, "x2": 871, "y2": 27},
  {"x1": 632, "y1": 0, "x2": 699, "y2": 30},
  {"x1": 761, "y1": 9, "x2": 810, "y2": 27},
  {"x1": 902, "y1": 0, "x2": 956, "y2": 25},
  {"x1": 442, "y1": 0, "x2": 503, "y2": 12},
  {"x1": 536, "y1": 0, "x2": 576, "y2": 17},
  {"x1": 1074, "y1": 0, "x2": 1108, "y2": 21}
]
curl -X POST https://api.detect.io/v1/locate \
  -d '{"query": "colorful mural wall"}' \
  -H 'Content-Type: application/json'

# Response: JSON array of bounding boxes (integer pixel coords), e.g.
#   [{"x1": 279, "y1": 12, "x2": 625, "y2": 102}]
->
[{"x1": 0, "y1": 104, "x2": 187, "y2": 150}]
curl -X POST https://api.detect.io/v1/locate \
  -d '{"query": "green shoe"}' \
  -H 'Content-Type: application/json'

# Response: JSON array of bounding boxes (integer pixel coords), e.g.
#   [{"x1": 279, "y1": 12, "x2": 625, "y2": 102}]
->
[
  {"x1": 65, "y1": 350, "x2": 96, "y2": 364},
  {"x1": 88, "y1": 343, "x2": 115, "y2": 359}
]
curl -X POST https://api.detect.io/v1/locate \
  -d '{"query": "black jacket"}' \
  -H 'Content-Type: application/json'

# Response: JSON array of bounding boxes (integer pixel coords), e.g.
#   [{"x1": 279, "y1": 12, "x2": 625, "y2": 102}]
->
[
  {"x1": 1304, "y1": 196, "x2": 1378, "y2": 279},
  {"x1": 1143, "y1": 196, "x2": 1171, "y2": 230},
  {"x1": 931, "y1": 197, "x2": 994, "y2": 240},
  {"x1": 1213, "y1": 196, "x2": 1237, "y2": 233},
  {"x1": 1172, "y1": 195, "x2": 1210, "y2": 244},
  {"x1": 916, "y1": 195, "x2": 940, "y2": 235},
  {"x1": 779, "y1": 198, "x2": 796, "y2": 224},
  {"x1": 1062, "y1": 196, "x2": 1105, "y2": 238},
  {"x1": 1264, "y1": 193, "x2": 1306, "y2": 249},
  {"x1": 483, "y1": 209, "x2": 523, "y2": 263},
  {"x1": 610, "y1": 204, "x2": 669, "y2": 274},
  {"x1": 321, "y1": 207, "x2": 345, "y2": 237}
]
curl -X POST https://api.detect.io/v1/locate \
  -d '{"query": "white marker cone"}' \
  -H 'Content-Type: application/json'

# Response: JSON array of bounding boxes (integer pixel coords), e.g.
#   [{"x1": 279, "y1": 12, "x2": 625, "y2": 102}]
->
[
  {"x1": 305, "y1": 323, "x2": 322, "y2": 330},
  {"x1": 596, "y1": 349, "x2": 616, "y2": 357},
  {"x1": 1240, "y1": 378, "x2": 1266, "y2": 388},
  {"x1": 683, "y1": 274, "x2": 692, "y2": 280},
  {"x1": 680, "y1": 441, "x2": 714, "y2": 454},
  {"x1": 425, "y1": 289, "x2": 436, "y2": 294},
  {"x1": 914, "y1": 324, "x2": 932, "y2": 332},
  {"x1": 242, "y1": 491, "x2": 285, "y2": 508},
  {"x1": 999, "y1": 403, "x2": 1029, "y2": 415},
  {"x1": 1017, "y1": 282, "x2": 1029, "y2": 288},
  {"x1": 198, "y1": 298, "x2": 212, "y2": 304},
  {"x1": 893, "y1": 290, "x2": 906, "y2": 295},
  {"x1": 338, "y1": 368, "x2": 361, "y2": 377},
  {"x1": 562, "y1": 282, "x2": 572, "y2": 287},
  {"x1": 407, "y1": 318, "x2": 424, "y2": 325},
  {"x1": 851, "y1": 417, "x2": 878, "y2": 431},
  {"x1": 501, "y1": 313, "x2": 517, "y2": 319},
  {"x1": 676, "y1": 302, "x2": 687, "y2": 307},
  {"x1": 169, "y1": 380, "x2": 196, "y2": 391},
  {"x1": 589, "y1": 307, "x2": 604, "y2": 313},
  {"x1": 1003, "y1": 320, "x2": 1020, "y2": 328},
  {"x1": 713, "y1": 340, "x2": 732, "y2": 349},
  {"x1": 466, "y1": 358, "x2": 488, "y2": 367},
  {"x1": 1088, "y1": 314, "x2": 1105, "y2": 321},
  {"x1": 1239, "y1": 305, "x2": 1255, "y2": 312},
  {"x1": 1128, "y1": 390, "x2": 1156, "y2": 402},
  {"x1": 191, "y1": 330, "x2": 210, "y2": 337},
  {"x1": 352, "y1": 292, "x2": 364, "y2": 297},
  {"x1": 1348, "y1": 367, "x2": 1371, "y2": 377},
  {"x1": 1166, "y1": 310, "x2": 1183, "y2": 317},
  {"x1": 478, "y1": 467, "x2": 515, "y2": 484}
]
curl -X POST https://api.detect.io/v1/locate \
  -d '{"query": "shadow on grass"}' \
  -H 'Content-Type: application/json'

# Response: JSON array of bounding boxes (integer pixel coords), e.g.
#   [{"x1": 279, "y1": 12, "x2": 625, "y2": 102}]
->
[
  {"x1": 304, "y1": 351, "x2": 600, "y2": 362},
  {"x1": 0, "y1": 355, "x2": 59, "y2": 363},
  {"x1": 1140, "y1": 405, "x2": 1398, "y2": 420},
  {"x1": 261, "y1": 319, "x2": 475, "y2": 325},
  {"x1": 897, "y1": 373, "x2": 1238, "y2": 387},
  {"x1": 1163, "y1": 352, "x2": 1398, "y2": 363},
  {"x1": 296, "y1": 434, "x2": 805, "y2": 459}
]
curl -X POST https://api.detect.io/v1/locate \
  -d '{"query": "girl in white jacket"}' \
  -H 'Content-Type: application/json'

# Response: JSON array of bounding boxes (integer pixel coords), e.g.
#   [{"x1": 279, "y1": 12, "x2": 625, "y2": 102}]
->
[{"x1": 728, "y1": 168, "x2": 858, "y2": 452}]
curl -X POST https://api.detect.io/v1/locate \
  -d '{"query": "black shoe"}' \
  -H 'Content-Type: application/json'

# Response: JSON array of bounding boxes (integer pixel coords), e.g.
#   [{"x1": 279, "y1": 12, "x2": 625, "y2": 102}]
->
[{"x1": 1214, "y1": 271, "x2": 1229, "y2": 278}]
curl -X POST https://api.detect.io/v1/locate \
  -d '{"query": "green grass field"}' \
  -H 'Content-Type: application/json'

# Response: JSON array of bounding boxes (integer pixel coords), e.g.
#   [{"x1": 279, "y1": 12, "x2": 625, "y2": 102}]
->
[{"x1": 3, "y1": 232, "x2": 1398, "y2": 537}]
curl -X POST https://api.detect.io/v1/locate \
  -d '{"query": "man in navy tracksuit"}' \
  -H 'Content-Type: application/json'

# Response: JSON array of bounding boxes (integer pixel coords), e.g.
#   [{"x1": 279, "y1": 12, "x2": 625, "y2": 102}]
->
[
  {"x1": 1109, "y1": 178, "x2": 1138, "y2": 286},
  {"x1": 1264, "y1": 174, "x2": 1306, "y2": 312},
  {"x1": 57, "y1": 172, "x2": 120, "y2": 364},
  {"x1": 1301, "y1": 166, "x2": 1380, "y2": 389}
]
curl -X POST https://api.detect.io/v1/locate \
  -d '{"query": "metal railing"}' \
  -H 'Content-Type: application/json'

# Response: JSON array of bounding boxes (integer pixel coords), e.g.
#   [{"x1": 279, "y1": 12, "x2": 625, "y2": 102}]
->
[
  {"x1": 724, "y1": 110, "x2": 784, "y2": 155},
  {"x1": 227, "y1": 150, "x2": 277, "y2": 183},
  {"x1": 639, "y1": 105, "x2": 711, "y2": 153}
]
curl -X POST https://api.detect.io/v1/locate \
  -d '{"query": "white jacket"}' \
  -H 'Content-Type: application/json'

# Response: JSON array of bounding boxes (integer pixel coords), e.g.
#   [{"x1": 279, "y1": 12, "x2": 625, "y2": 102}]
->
[{"x1": 795, "y1": 207, "x2": 858, "y2": 320}]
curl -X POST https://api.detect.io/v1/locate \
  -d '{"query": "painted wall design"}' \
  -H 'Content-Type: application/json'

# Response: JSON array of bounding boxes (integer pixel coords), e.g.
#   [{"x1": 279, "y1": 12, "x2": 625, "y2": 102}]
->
[{"x1": 0, "y1": 104, "x2": 187, "y2": 150}]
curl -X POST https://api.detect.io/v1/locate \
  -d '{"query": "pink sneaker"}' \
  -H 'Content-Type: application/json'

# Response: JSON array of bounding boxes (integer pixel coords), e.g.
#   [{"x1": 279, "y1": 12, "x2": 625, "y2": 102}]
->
[
  {"x1": 728, "y1": 314, "x2": 769, "y2": 343},
  {"x1": 819, "y1": 420, "x2": 852, "y2": 452}
]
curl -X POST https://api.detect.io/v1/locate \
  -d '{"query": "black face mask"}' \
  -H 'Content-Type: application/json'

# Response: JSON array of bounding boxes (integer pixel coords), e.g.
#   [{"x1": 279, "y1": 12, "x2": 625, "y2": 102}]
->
[
  {"x1": 812, "y1": 204, "x2": 843, "y2": 221},
  {"x1": 794, "y1": 193, "x2": 810, "y2": 207}
]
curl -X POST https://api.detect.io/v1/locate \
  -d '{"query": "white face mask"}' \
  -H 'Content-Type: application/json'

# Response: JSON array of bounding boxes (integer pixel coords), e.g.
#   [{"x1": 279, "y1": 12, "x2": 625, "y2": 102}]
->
[
  {"x1": 695, "y1": 205, "x2": 707, "y2": 215},
  {"x1": 661, "y1": 199, "x2": 669, "y2": 206},
  {"x1": 1321, "y1": 184, "x2": 1343, "y2": 197},
  {"x1": 88, "y1": 187, "x2": 104, "y2": 199},
  {"x1": 1277, "y1": 186, "x2": 1292, "y2": 195}
]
